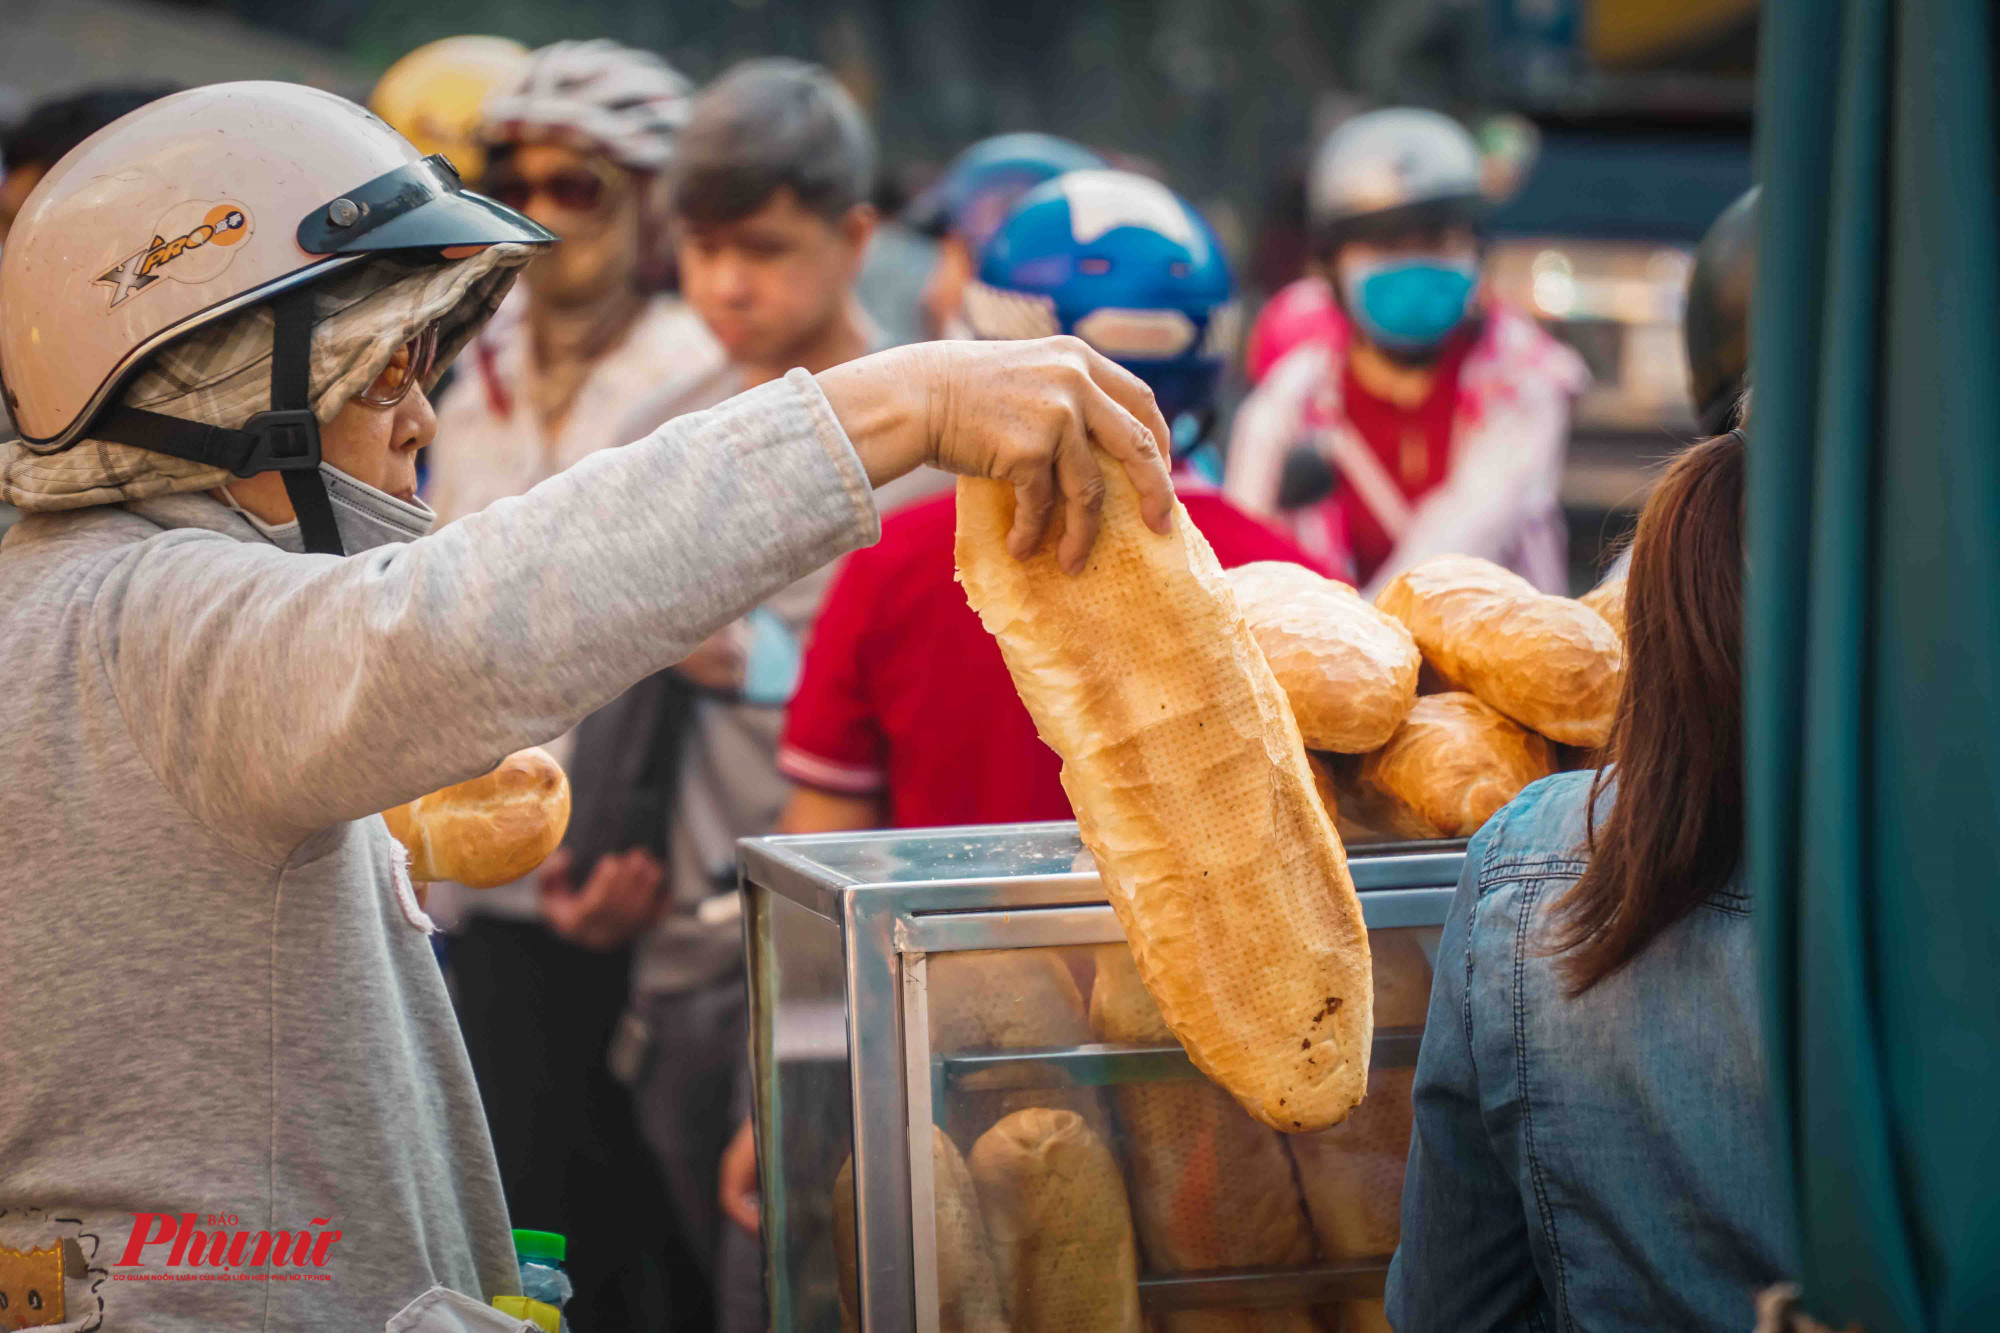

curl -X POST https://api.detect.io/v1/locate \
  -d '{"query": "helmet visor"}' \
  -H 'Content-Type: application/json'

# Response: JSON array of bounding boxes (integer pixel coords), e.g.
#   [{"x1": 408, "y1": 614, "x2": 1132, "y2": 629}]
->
[{"x1": 296, "y1": 153, "x2": 556, "y2": 257}]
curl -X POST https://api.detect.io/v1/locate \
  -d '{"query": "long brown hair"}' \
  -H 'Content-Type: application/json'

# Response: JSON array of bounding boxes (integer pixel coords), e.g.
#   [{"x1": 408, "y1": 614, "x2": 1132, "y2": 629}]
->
[{"x1": 1554, "y1": 428, "x2": 1746, "y2": 992}]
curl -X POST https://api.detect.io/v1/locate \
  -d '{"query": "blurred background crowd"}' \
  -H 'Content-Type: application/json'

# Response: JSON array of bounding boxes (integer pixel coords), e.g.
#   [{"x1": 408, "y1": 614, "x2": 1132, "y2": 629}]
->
[{"x1": 0, "y1": 3, "x2": 1760, "y2": 1331}]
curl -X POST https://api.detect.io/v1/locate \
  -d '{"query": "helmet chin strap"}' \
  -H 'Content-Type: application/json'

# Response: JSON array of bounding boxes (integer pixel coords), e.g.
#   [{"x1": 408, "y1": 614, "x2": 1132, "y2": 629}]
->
[
  {"x1": 262, "y1": 289, "x2": 344, "y2": 556},
  {"x1": 90, "y1": 284, "x2": 346, "y2": 556}
]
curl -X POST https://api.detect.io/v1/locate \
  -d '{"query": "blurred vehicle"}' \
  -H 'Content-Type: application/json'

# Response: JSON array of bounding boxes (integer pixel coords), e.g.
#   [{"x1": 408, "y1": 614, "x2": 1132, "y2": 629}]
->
[{"x1": 1481, "y1": 123, "x2": 1753, "y2": 581}]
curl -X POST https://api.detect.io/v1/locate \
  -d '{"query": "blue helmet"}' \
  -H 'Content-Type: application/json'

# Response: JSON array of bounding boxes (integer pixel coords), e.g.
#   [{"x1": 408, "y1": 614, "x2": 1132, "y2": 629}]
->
[
  {"x1": 964, "y1": 169, "x2": 1238, "y2": 425},
  {"x1": 905, "y1": 132, "x2": 1106, "y2": 253}
]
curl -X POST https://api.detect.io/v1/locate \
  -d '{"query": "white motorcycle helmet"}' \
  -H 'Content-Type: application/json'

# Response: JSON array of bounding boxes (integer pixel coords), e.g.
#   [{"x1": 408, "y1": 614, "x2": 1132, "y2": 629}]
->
[
  {"x1": 0, "y1": 81, "x2": 554, "y2": 554},
  {"x1": 1306, "y1": 107, "x2": 1486, "y2": 244}
]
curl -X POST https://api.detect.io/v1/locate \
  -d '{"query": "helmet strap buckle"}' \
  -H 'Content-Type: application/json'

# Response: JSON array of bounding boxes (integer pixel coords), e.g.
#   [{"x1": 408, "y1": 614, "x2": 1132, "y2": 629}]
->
[{"x1": 234, "y1": 409, "x2": 322, "y2": 478}]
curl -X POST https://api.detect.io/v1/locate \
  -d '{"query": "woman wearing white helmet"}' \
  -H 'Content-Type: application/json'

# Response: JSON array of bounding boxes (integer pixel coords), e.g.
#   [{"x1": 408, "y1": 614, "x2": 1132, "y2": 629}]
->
[
  {"x1": 0, "y1": 82, "x2": 1170, "y2": 1333},
  {"x1": 1225, "y1": 107, "x2": 1586, "y2": 595}
]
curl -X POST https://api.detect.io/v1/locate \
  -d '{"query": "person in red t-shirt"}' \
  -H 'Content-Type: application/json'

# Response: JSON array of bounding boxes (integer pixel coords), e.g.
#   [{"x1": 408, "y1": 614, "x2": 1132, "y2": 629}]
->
[
  {"x1": 777, "y1": 169, "x2": 1326, "y2": 832},
  {"x1": 1224, "y1": 108, "x2": 1586, "y2": 595},
  {"x1": 777, "y1": 481, "x2": 1322, "y2": 830}
]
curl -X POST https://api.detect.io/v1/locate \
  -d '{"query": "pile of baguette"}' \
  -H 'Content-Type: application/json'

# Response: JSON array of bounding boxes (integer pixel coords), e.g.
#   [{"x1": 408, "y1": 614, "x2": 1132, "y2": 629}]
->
[
  {"x1": 1235, "y1": 556, "x2": 1624, "y2": 841},
  {"x1": 835, "y1": 941, "x2": 1433, "y2": 1333}
]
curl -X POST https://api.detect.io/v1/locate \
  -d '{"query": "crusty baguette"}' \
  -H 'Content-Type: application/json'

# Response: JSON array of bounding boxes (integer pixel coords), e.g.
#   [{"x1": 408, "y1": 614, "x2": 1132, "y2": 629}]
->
[
  {"x1": 970, "y1": 1108, "x2": 1143, "y2": 1333},
  {"x1": 1090, "y1": 947, "x2": 1322, "y2": 1333},
  {"x1": 1089, "y1": 947, "x2": 1318, "y2": 1267},
  {"x1": 1579, "y1": 573, "x2": 1627, "y2": 641},
  {"x1": 929, "y1": 950, "x2": 1111, "y2": 1151},
  {"x1": 381, "y1": 746, "x2": 570, "y2": 887},
  {"x1": 1359, "y1": 694, "x2": 1556, "y2": 839},
  {"x1": 1227, "y1": 562, "x2": 1419, "y2": 753},
  {"x1": 1318, "y1": 752, "x2": 1435, "y2": 844},
  {"x1": 1288, "y1": 1064, "x2": 1415, "y2": 1262},
  {"x1": 956, "y1": 471, "x2": 1373, "y2": 1133},
  {"x1": 834, "y1": 1127, "x2": 1009, "y2": 1333},
  {"x1": 1374, "y1": 555, "x2": 1622, "y2": 747}
]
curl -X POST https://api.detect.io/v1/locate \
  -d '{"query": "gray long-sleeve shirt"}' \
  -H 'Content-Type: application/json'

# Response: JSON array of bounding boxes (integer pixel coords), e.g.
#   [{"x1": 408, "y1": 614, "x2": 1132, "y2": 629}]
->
[{"x1": 0, "y1": 372, "x2": 877, "y2": 1332}]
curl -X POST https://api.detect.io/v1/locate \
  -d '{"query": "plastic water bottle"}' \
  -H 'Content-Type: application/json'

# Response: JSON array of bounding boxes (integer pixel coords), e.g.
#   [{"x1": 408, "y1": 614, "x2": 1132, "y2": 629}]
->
[{"x1": 491, "y1": 1229, "x2": 573, "y2": 1332}]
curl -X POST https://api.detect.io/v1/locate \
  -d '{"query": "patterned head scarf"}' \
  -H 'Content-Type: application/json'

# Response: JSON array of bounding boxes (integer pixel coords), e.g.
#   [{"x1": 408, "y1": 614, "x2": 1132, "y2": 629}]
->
[{"x1": 0, "y1": 244, "x2": 534, "y2": 511}]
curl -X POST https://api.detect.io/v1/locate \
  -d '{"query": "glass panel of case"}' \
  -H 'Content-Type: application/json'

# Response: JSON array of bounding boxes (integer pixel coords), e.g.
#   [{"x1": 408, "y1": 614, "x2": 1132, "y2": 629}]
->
[
  {"x1": 913, "y1": 926, "x2": 1441, "y2": 1330},
  {"x1": 759, "y1": 888, "x2": 853, "y2": 1333}
]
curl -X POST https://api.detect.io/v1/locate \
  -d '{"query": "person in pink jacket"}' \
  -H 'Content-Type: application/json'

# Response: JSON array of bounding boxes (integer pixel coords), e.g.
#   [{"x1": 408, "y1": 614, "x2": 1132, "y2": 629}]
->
[{"x1": 1226, "y1": 108, "x2": 1586, "y2": 594}]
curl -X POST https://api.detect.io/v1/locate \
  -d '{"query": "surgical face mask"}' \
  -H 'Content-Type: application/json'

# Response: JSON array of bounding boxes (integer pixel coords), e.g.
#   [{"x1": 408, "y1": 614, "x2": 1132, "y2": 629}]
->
[
  {"x1": 222, "y1": 464, "x2": 436, "y2": 555},
  {"x1": 1338, "y1": 254, "x2": 1478, "y2": 353}
]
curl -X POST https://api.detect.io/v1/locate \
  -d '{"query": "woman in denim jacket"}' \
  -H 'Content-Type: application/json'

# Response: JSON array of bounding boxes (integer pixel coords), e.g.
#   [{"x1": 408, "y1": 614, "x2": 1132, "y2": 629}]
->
[{"x1": 1387, "y1": 428, "x2": 1795, "y2": 1331}]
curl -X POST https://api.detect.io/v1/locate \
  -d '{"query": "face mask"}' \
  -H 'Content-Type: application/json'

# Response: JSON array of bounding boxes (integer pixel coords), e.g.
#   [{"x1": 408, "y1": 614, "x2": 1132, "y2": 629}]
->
[
  {"x1": 741, "y1": 606, "x2": 802, "y2": 707},
  {"x1": 222, "y1": 464, "x2": 437, "y2": 555},
  {"x1": 1339, "y1": 255, "x2": 1478, "y2": 353}
]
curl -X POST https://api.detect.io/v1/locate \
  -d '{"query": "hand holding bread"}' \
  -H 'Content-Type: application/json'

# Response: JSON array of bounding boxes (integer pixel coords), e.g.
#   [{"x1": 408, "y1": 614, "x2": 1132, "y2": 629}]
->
[
  {"x1": 817, "y1": 335, "x2": 1176, "y2": 573},
  {"x1": 381, "y1": 746, "x2": 571, "y2": 888},
  {"x1": 958, "y1": 457, "x2": 1375, "y2": 1134}
]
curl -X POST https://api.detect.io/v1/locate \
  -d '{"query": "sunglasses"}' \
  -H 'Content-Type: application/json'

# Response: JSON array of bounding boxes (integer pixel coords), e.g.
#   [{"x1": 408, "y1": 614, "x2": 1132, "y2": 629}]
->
[
  {"x1": 354, "y1": 323, "x2": 439, "y2": 409},
  {"x1": 483, "y1": 164, "x2": 618, "y2": 216}
]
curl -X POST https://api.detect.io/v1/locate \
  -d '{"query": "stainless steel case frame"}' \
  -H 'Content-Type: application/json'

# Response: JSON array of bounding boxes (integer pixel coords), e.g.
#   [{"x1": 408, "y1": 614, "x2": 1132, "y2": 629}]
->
[{"x1": 741, "y1": 821, "x2": 1466, "y2": 1333}]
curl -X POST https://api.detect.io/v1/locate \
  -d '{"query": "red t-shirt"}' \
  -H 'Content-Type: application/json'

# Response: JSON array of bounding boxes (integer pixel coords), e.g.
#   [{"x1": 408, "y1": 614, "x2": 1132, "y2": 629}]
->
[
  {"x1": 1335, "y1": 326, "x2": 1478, "y2": 582},
  {"x1": 779, "y1": 483, "x2": 1330, "y2": 829}
]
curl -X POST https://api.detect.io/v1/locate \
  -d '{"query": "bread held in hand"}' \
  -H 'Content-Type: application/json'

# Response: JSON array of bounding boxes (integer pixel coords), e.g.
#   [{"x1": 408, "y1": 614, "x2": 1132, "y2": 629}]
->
[
  {"x1": 1228, "y1": 562, "x2": 1419, "y2": 753},
  {"x1": 957, "y1": 466, "x2": 1373, "y2": 1134},
  {"x1": 1359, "y1": 694, "x2": 1556, "y2": 839},
  {"x1": 1374, "y1": 555, "x2": 1622, "y2": 747},
  {"x1": 381, "y1": 746, "x2": 571, "y2": 887}
]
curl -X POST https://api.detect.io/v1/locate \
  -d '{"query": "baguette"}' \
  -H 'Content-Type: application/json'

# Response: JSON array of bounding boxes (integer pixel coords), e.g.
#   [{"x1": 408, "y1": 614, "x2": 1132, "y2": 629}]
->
[
  {"x1": 1301, "y1": 945, "x2": 1430, "y2": 1333},
  {"x1": 1090, "y1": 947, "x2": 1321, "y2": 1333},
  {"x1": 1374, "y1": 555, "x2": 1622, "y2": 746},
  {"x1": 1088, "y1": 950, "x2": 1317, "y2": 1266},
  {"x1": 834, "y1": 1127, "x2": 1009, "y2": 1333},
  {"x1": 1227, "y1": 562, "x2": 1419, "y2": 753},
  {"x1": 969, "y1": 1108, "x2": 1143, "y2": 1333},
  {"x1": 381, "y1": 746, "x2": 570, "y2": 887},
  {"x1": 1579, "y1": 573, "x2": 1627, "y2": 641},
  {"x1": 928, "y1": 950, "x2": 1111, "y2": 1151},
  {"x1": 1359, "y1": 694, "x2": 1556, "y2": 839},
  {"x1": 957, "y1": 471, "x2": 1373, "y2": 1133}
]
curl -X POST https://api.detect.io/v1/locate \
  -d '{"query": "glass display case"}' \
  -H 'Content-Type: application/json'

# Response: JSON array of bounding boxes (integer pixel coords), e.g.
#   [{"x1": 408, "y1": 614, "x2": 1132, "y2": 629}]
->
[{"x1": 740, "y1": 822, "x2": 1465, "y2": 1333}]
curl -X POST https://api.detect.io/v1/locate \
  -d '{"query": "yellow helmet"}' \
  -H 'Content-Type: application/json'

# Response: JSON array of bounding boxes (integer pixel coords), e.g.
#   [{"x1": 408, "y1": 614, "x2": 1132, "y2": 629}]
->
[{"x1": 369, "y1": 35, "x2": 530, "y2": 183}]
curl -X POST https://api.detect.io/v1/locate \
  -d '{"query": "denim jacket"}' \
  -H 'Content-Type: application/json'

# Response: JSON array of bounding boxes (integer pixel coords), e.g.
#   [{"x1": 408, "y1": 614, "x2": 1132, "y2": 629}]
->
[{"x1": 1386, "y1": 772, "x2": 1791, "y2": 1331}]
